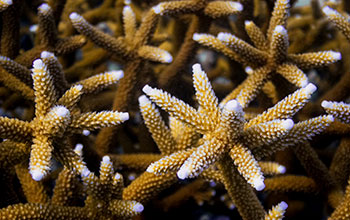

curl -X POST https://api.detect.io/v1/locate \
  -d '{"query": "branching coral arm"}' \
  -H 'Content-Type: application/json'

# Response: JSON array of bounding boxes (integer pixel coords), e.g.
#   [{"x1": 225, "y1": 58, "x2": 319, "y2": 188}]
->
[
  {"x1": 192, "y1": 33, "x2": 249, "y2": 66},
  {"x1": 147, "y1": 148, "x2": 195, "y2": 175},
  {"x1": 0, "y1": 55, "x2": 32, "y2": 87},
  {"x1": 139, "y1": 95, "x2": 176, "y2": 155},
  {"x1": 287, "y1": 51, "x2": 341, "y2": 69},
  {"x1": 192, "y1": 63, "x2": 220, "y2": 124},
  {"x1": 217, "y1": 32, "x2": 267, "y2": 66},
  {"x1": 32, "y1": 59, "x2": 58, "y2": 117},
  {"x1": 270, "y1": 25, "x2": 289, "y2": 65},
  {"x1": 276, "y1": 63, "x2": 308, "y2": 87},
  {"x1": 322, "y1": 101, "x2": 350, "y2": 124},
  {"x1": 204, "y1": 1, "x2": 243, "y2": 18},
  {"x1": 137, "y1": 45, "x2": 173, "y2": 63},
  {"x1": 259, "y1": 161, "x2": 286, "y2": 175},
  {"x1": 68, "y1": 111, "x2": 129, "y2": 133},
  {"x1": 323, "y1": 6, "x2": 350, "y2": 42},
  {"x1": 122, "y1": 5, "x2": 136, "y2": 45},
  {"x1": 40, "y1": 51, "x2": 69, "y2": 96},
  {"x1": 265, "y1": 201, "x2": 288, "y2": 220},
  {"x1": 267, "y1": 0, "x2": 290, "y2": 42},
  {"x1": 246, "y1": 83, "x2": 316, "y2": 127},
  {"x1": 0, "y1": 117, "x2": 32, "y2": 142},
  {"x1": 142, "y1": 85, "x2": 211, "y2": 133},
  {"x1": 264, "y1": 175, "x2": 318, "y2": 193},
  {"x1": 69, "y1": 12, "x2": 128, "y2": 58},
  {"x1": 0, "y1": 0, "x2": 12, "y2": 12},
  {"x1": 76, "y1": 70, "x2": 124, "y2": 94},
  {"x1": 244, "y1": 20, "x2": 268, "y2": 51},
  {"x1": 243, "y1": 119, "x2": 294, "y2": 148},
  {"x1": 230, "y1": 143, "x2": 265, "y2": 191},
  {"x1": 57, "y1": 85, "x2": 83, "y2": 112}
]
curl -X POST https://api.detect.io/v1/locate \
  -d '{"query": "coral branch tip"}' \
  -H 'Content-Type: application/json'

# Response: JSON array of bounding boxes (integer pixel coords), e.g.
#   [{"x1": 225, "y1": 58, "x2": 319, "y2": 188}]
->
[
  {"x1": 120, "y1": 113, "x2": 129, "y2": 121},
  {"x1": 138, "y1": 95, "x2": 151, "y2": 106},
  {"x1": 282, "y1": 119, "x2": 294, "y2": 130},
  {"x1": 38, "y1": 3, "x2": 50, "y2": 12},
  {"x1": 133, "y1": 203, "x2": 144, "y2": 212},
  {"x1": 279, "y1": 201, "x2": 288, "y2": 210},
  {"x1": 305, "y1": 83, "x2": 317, "y2": 94},
  {"x1": 30, "y1": 169, "x2": 44, "y2": 181},
  {"x1": 69, "y1": 12, "x2": 81, "y2": 21},
  {"x1": 217, "y1": 32, "x2": 231, "y2": 42},
  {"x1": 322, "y1": 6, "x2": 337, "y2": 16},
  {"x1": 253, "y1": 178, "x2": 265, "y2": 191},
  {"x1": 277, "y1": 165, "x2": 286, "y2": 174},
  {"x1": 321, "y1": 100, "x2": 332, "y2": 109}
]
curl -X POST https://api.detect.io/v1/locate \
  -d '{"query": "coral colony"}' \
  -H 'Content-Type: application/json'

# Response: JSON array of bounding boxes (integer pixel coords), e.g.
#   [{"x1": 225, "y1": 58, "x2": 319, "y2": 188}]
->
[{"x1": 1, "y1": 0, "x2": 350, "y2": 219}]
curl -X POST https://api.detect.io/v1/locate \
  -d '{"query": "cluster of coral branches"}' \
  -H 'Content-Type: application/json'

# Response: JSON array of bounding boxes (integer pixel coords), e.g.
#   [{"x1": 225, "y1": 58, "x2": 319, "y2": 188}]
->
[{"x1": 0, "y1": 0, "x2": 350, "y2": 219}]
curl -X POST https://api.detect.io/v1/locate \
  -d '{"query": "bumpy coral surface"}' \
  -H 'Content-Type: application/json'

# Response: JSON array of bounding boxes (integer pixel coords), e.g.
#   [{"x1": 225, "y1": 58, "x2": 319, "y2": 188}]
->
[{"x1": 0, "y1": 0, "x2": 350, "y2": 219}]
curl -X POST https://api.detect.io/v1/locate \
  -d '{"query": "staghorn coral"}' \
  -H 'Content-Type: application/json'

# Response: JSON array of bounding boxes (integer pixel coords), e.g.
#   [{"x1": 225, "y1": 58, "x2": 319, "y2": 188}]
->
[
  {"x1": 140, "y1": 62, "x2": 334, "y2": 219},
  {"x1": 0, "y1": 56, "x2": 128, "y2": 181},
  {"x1": 0, "y1": 146, "x2": 143, "y2": 219},
  {"x1": 1, "y1": 0, "x2": 350, "y2": 219}
]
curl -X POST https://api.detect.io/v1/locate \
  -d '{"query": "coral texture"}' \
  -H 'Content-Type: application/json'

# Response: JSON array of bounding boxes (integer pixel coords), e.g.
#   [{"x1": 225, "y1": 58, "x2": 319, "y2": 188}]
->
[{"x1": 0, "y1": 0, "x2": 350, "y2": 219}]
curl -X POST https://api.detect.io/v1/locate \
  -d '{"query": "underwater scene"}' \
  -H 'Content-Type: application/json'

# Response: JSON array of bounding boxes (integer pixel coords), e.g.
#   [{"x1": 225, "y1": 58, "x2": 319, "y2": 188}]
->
[{"x1": 0, "y1": 0, "x2": 349, "y2": 219}]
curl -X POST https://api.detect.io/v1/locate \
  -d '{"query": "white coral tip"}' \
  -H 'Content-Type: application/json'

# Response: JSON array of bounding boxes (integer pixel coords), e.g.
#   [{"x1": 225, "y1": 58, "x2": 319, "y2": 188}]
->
[
  {"x1": 277, "y1": 165, "x2": 286, "y2": 174},
  {"x1": 304, "y1": 83, "x2": 317, "y2": 94},
  {"x1": 330, "y1": 51, "x2": 342, "y2": 60},
  {"x1": 282, "y1": 119, "x2": 294, "y2": 130},
  {"x1": 300, "y1": 78, "x2": 308, "y2": 87},
  {"x1": 244, "y1": 20, "x2": 253, "y2": 26},
  {"x1": 33, "y1": 59, "x2": 44, "y2": 69},
  {"x1": 120, "y1": 112, "x2": 129, "y2": 121},
  {"x1": 146, "y1": 165, "x2": 154, "y2": 173},
  {"x1": 230, "y1": 2, "x2": 243, "y2": 11},
  {"x1": 192, "y1": 33, "x2": 202, "y2": 41},
  {"x1": 123, "y1": 5, "x2": 131, "y2": 12},
  {"x1": 29, "y1": 25, "x2": 38, "y2": 33},
  {"x1": 75, "y1": 84, "x2": 83, "y2": 91},
  {"x1": 38, "y1": 3, "x2": 50, "y2": 12},
  {"x1": 74, "y1": 143, "x2": 83, "y2": 152},
  {"x1": 31, "y1": 169, "x2": 44, "y2": 181},
  {"x1": 274, "y1": 25, "x2": 287, "y2": 34},
  {"x1": 162, "y1": 52, "x2": 173, "y2": 63},
  {"x1": 177, "y1": 167, "x2": 190, "y2": 180},
  {"x1": 81, "y1": 167, "x2": 91, "y2": 177},
  {"x1": 217, "y1": 32, "x2": 231, "y2": 42},
  {"x1": 225, "y1": 99, "x2": 241, "y2": 112},
  {"x1": 41, "y1": 51, "x2": 54, "y2": 59},
  {"x1": 124, "y1": 0, "x2": 131, "y2": 4},
  {"x1": 82, "y1": 129, "x2": 90, "y2": 136},
  {"x1": 54, "y1": 106, "x2": 70, "y2": 117},
  {"x1": 322, "y1": 6, "x2": 337, "y2": 16},
  {"x1": 110, "y1": 70, "x2": 124, "y2": 80},
  {"x1": 142, "y1": 85, "x2": 154, "y2": 94},
  {"x1": 102, "y1": 155, "x2": 111, "y2": 164},
  {"x1": 138, "y1": 95, "x2": 151, "y2": 106},
  {"x1": 133, "y1": 203, "x2": 144, "y2": 212},
  {"x1": 114, "y1": 173, "x2": 122, "y2": 180},
  {"x1": 279, "y1": 201, "x2": 288, "y2": 210},
  {"x1": 245, "y1": 66, "x2": 253, "y2": 74},
  {"x1": 253, "y1": 178, "x2": 265, "y2": 191},
  {"x1": 152, "y1": 4, "x2": 163, "y2": 14},
  {"x1": 192, "y1": 63, "x2": 202, "y2": 73},
  {"x1": 229, "y1": 203, "x2": 236, "y2": 210},
  {"x1": 3, "y1": 0, "x2": 12, "y2": 5},
  {"x1": 321, "y1": 100, "x2": 332, "y2": 109},
  {"x1": 326, "y1": 115, "x2": 334, "y2": 122},
  {"x1": 69, "y1": 12, "x2": 81, "y2": 21}
]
